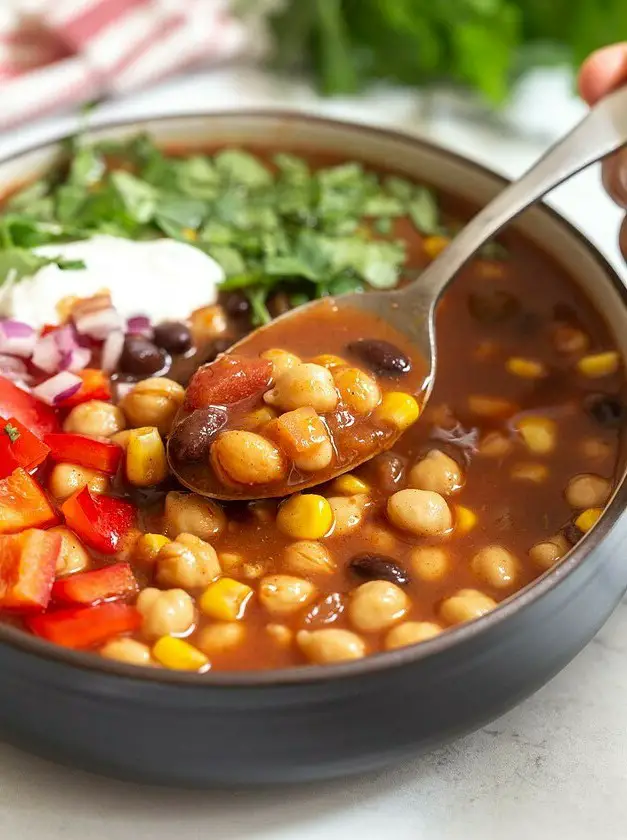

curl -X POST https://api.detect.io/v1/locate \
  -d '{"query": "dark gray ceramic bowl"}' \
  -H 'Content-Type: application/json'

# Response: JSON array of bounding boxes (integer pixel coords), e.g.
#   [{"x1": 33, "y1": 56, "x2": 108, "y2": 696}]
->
[{"x1": 1, "y1": 112, "x2": 626, "y2": 787}]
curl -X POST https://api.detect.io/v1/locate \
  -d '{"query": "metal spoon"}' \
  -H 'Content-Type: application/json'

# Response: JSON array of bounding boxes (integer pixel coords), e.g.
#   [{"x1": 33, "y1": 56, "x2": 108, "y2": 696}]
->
[{"x1": 170, "y1": 86, "x2": 627, "y2": 499}]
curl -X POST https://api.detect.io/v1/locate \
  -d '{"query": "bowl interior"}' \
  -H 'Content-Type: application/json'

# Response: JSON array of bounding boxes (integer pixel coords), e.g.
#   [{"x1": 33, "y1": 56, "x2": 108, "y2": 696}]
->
[{"x1": 0, "y1": 111, "x2": 626, "y2": 684}]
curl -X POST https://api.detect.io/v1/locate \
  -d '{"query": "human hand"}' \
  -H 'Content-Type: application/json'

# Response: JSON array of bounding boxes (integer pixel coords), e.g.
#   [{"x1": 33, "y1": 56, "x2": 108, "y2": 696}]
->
[{"x1": 579, "y1": 44, "x2": 627, "y2": 256}]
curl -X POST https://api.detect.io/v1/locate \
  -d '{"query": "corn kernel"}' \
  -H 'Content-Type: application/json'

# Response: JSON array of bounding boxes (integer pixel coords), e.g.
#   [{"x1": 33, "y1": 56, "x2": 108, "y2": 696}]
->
[
  {"x1": 182, "y1": 227, "x2": 198, "y2": 241},
  {"x1": 56, "y1": 294, "x2": 80, "y2": 322},
  {"x1": 152, "y1": 637, "x2": 209, "y2": 672},
  {"x1": 576, "y1": 351, "x2": 620, "y2": 378},
  {"x1": 476, "y1": 259, "x2": 506, "y2": 280},
  {"x1": 331, "y1": 473, "x2": 370, "y2": 495},
  {"x1": 515, "y1": 416, "x2": 556, "y2": 455},
  {"x1": 199, "y1": 578, "x2": 253, "y2": 621},
  {"x1": 110, "y1": 430, "x2": 132, "y2": 450},
  {"x1": 423, "y1": 235, "x2": 450, "y2": 259},
  {"x1": 454, "y1": 505, "x2": 477, "y2": 533},
  {"x1": 575, "y1": 507, "x2": 603, "y2": 533},
  {"x1": 277, "y1": 494, "x2": 334, "y2": 539},
  {"x1": 134, "y1": 533, "x2": 170, "y2": 565},
  {"x1": 375, "y1": 392, "x2": 420, "y2": 431},
  {"x1": 468, "y1": 395, "x2": 517, "y2": 418},
  {"x1": 510, "y1": 462, "x2": 548, "y2": 483},
  {"x1": 125, "y1": 426, "x2": 168, "y2": 487},
  {"x1": 474, "y1": 340, "x2": 498, "y2": 361},
  {"x1": 506, "y1": 357, "x2": 546, "y2": 379},
  {"x1": 266, "y1": 623, "x2": 293, "y2": 647},
  {"x1": 310, "y1": 354, "x2": 348, "y2": 370}
]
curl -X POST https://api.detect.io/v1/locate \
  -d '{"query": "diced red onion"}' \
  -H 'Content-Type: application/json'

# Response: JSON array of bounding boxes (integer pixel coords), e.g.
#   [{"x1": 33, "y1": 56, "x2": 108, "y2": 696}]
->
[
  {"x1": 0, "y1": 319, "x2": 36, "y2": 358},
  {"x1": 32, "y1": 325, "x2": 91, "y2": 374},
  {"x1": 74, "y1": 308, "x2": 124, "y2": 340},
  {"x1": 126, "y1": 315, "x2": 152, "y2": 337},
  {"x1": 101, "y1": 330, "x2": 125, "y2": 373},
  {"x1": 0, "y1": 353, "x2": 31, "y2": 384},
  {"x1": 32, "y1": 371, "x2": 82, "y2": 406}
]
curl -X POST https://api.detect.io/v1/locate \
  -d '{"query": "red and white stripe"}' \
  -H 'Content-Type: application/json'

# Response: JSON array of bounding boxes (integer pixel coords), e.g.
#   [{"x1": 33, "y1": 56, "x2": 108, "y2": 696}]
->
[{"x1": 0, "y1": 0, "x2": 248, "y2": 129}]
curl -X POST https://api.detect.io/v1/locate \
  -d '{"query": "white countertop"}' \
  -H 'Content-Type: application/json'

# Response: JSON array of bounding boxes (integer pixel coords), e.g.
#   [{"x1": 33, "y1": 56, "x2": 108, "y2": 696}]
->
[{"x1": 1, "y1": 66, "x2": 626, "y2": 840}]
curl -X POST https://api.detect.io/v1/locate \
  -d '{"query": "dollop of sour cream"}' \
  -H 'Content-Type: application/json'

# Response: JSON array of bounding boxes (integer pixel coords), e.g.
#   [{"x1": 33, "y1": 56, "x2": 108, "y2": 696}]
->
[{"x1": 0, "y1": 235, "x2": 225, "y2": 329}]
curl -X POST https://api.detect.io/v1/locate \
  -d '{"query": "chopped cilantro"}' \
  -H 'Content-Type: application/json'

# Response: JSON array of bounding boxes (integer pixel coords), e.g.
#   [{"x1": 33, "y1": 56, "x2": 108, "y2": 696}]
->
[{"x1": 3, "y1": 423, "x2": 20, "y2": 443}]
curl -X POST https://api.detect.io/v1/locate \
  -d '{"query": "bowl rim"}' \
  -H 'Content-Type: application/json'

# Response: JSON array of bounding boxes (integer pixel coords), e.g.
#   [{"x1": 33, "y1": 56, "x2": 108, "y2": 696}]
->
[{"x1": 1, "y1": 108, "x2": 626, "y2": 689}]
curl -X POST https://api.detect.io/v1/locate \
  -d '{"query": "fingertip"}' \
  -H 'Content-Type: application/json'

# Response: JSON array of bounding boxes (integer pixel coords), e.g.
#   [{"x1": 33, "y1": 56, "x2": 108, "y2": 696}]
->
[{"x1": 579, "y1": 43, "x2": 627, "y2": 105}]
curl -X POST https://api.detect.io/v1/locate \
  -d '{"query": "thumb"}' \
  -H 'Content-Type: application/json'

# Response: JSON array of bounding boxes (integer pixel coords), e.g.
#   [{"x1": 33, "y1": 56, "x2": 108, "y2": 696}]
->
[{"x1": 579, "y1": 43, "x2": 627, "y2": 105}]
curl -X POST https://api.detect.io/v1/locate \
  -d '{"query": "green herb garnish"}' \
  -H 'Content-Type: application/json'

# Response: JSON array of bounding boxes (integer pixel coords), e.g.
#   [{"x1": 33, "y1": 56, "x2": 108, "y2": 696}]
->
[{"x1": 3, "y1": 423, "x2": 20, "y2": 443}]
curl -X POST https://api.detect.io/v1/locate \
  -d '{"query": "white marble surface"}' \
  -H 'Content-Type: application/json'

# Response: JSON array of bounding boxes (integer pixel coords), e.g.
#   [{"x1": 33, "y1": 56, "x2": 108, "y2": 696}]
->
[{"x1": 1, "y1": 66, "x2": 627, "y2": 840}]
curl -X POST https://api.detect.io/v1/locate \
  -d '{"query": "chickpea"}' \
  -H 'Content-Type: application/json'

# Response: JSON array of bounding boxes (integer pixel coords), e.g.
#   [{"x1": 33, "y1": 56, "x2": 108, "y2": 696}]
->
[
  {"x1": 156, "y1": 533, "x2": 221, "y2": 589},
  {"x1": 565, "y1": 473, "x2": 611, "y2": 508},
  {"x1": 297, "y1": 629, "x2": 366, "y2": 664},
  {"x1": 219, "y1": 551, "x2": 266, "y2": 580},
  {"x1": 264, "y1": 363, "x2": 338, "y2": 413},
  {"x1": 439, "y1": 589, "x2": 497, "y2": 625},
  {"x1": 211, "y1": 431, "x2": 287, "y2": 486},
  {"x1": 478, "y1": 431, "x2": 512, "y2": 458},
  {"x1": 387, "y1": 489, "x2": 452, "y2": 536},
  {"x1": 63, "y1": 400, "x2": 125, "y2": 438},
  {"x1": 100, "y1": 638, "x2": 154, "y2": 666},
  {"x1": 196, "y1": 623, "x2": 246, "y2": 656},
  {"x1": 258, "y1": 575, "x2": 317, "y2": 616},
  {"x1": 326, "y1": 494, "x2": 370, "y2": 537},
  {"x1": 164, "y1": 491, "x2": 226, "y2": 541},
  {"x1": 408, "y1": 449, "x2": 463, "y2": 495},
  {"x1": 49, "y1": 526, "x2": 90, "y2": 575},
  {"x1": 283, "y1": 541, "x2": 335, "y2": 576},
  {"x1": 266, "y1": 623, "x2": 293, "y2": 647},
  {"x1": 385, "y1": 621, "x2": 443, "y2": 650},
  {"x1": 348, "y1": 580, "x2": 409, "y2": 632},
  {"x1": 410, "y1": 546, "x2": 449, "y2": 582},
  {"x1": 190, "y1": 304, "x2": 228, "y2": 342},
  {"x1": 333, "y1": 367, "x2": 381, "y2": 414},
  {"x1": 136, "y1": 587, "x2": 195, "y2": 639},
  {"x1": 552, "y1": 323, "x2": 589, "y2": 354},
  {"x1": 119, "y1": 377, "x2": 185, "y2": 435},
  {"x1": 293, "y1": 437, "x2": 334, "y2": 472},
  {"x1": 471, "y1": 545, "x2": 519, "y2": 589},
  {"x1": 260, "y1": 348, "x2": 301, "y2": 378},
  {"x1": 529, "y1": 534, "x2": 569, "y2": 570},
  {"x1": 48, "y1": 462, "x2": 110, "y2": 502},
  {"x1": 581, "y1": 437, "x2": 612, "y2": 461},
  {"x1": 362, "y1": 525, "x2": 398, "y2": 554}
]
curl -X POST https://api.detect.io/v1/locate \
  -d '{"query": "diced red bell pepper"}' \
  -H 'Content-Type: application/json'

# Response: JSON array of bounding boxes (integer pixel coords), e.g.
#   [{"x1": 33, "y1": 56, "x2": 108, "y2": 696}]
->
[
  {"x1": 0, "y1": 529, "x2": 61, "y2": 611},
  {"x1": 61, "y1": 487, "x2": 135, "y2": 554},
  {"x1": 57, "y1": 369, "x2": 111, "y2": 408},
  {"x1": 0, "y1": 417, "x2": 50, "y2": 479},
  {"x1": 52, "y1": 562, "x2": 137, "y2": 606},
  {"x1": 26, "y1": 602, "x2": 141, "y2": 649},
  {"x1": 0, "y1": 468, "x2": 59, "y2": 535},
  {"x1": 184, "y1": 355, "x2": 272, "y2": 411},
  {"x1": 44, "y1": 432, "x2": 122, "y2": 474},
  {"x1": 0, "y1": 375, "x2": 59, "y2": 438}
]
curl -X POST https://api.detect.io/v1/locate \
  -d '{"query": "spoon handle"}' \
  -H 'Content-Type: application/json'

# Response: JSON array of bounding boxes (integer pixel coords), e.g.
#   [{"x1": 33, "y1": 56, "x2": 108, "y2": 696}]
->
[{"x1": 405, "y1": 83, "x2": 627, "y2": 303}]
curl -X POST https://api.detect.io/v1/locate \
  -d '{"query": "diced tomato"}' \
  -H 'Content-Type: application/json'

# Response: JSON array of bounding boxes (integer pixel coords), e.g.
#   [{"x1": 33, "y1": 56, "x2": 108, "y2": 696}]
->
[
  {"x1": 61, "y1": 487, "x2": 135, "y2": 554},
  {"x1": 44, "y1": 433, "x2": 122, "y2": 474},
  {"x1": 26, "y1": 602, "x2": 141, "y2": 649},
  {"x1": 52, "y1": 562, "x2": 137, "y2": 606},
  {"x1": 0, "y1": 376, "x2": 59, "y2": 438},
  {"x1": 184, "y1": 355, "x2": 273, "y2": 410},
  {"x1": 0, "y1": 417, "x2": 50, "y2": 479},
  {"x1": 57, "y1": 369, "x2": 111, "y2": 408},
  {"x1": 0, "y1": 468, "x2": 59, "y2": 535},
  {"x1": 0, "y1": 529, "x2": 61, "y2": 611}
]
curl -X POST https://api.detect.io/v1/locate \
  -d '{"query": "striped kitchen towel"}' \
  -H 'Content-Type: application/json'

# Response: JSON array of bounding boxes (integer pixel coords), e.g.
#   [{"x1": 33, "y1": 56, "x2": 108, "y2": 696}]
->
[{"x1": 0, "y1": 0, "x2": 261, "y2": 130}]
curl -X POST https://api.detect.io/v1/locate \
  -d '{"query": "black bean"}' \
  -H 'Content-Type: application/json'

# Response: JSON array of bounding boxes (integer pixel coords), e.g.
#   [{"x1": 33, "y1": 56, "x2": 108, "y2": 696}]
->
[
  {"x1": 584, "y1": 394, "x2": 625, "y2": 428},
  {"x1": 119, "y1": 336, "x2": 169, "y2": 376},
  {"x1": 168, "y1": 407, "x2": 228, "y2": 463},
  {"x1": 562, "y1": 522, "x2": 583, "y2": 546},
  {"x1": 347, "y1": 338, "x2": 411, "y2": 376},
  {"x1": 348, "y1": 553, "x2": 410, "y2": 586},
  {"x1": 153, "y1": 321, "x2": 193, "y2": 355},
  {"x1": 267, "y1": 291, "x2": 293, "y2": 318},
  {"x1": 221, "y1": 291, "x2": 251, "y2": 318},
  {"x1": 467, "y1": 290, "x2": 520, "y2": 324}
]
